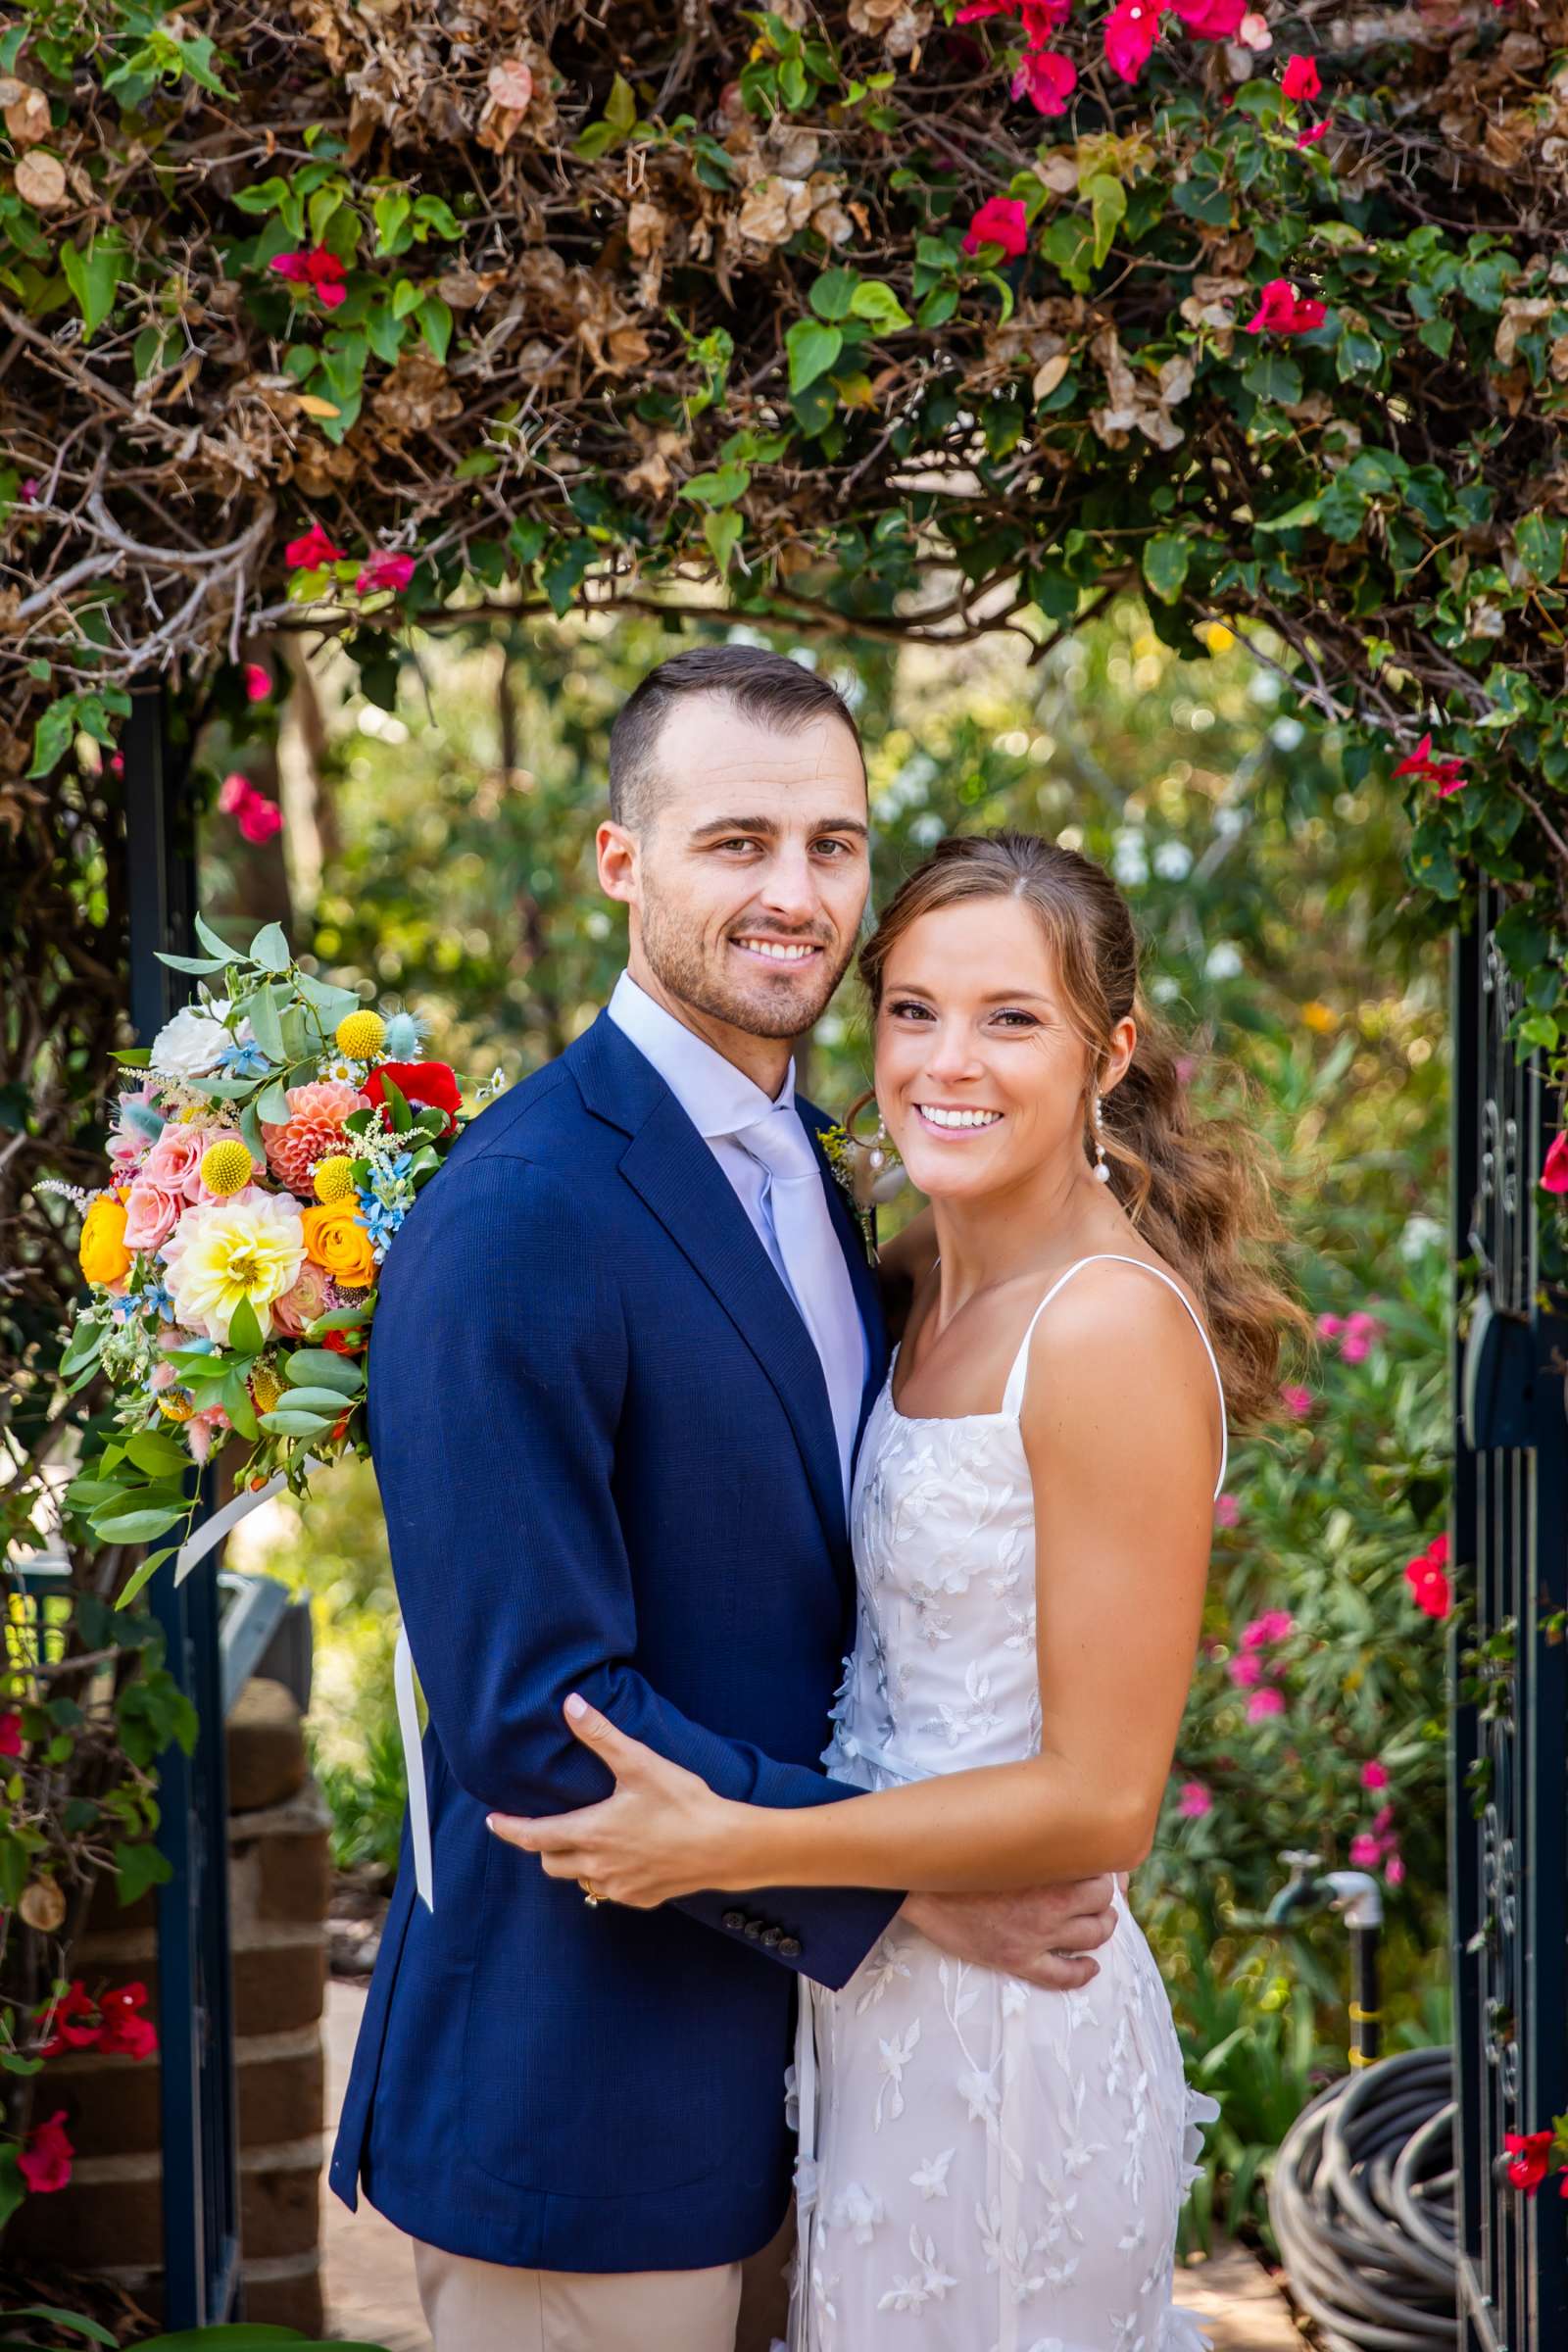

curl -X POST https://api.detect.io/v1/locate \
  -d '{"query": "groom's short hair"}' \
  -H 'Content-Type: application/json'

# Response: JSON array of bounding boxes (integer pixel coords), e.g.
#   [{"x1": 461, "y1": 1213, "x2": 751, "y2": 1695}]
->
[{"x1": 609, "y1": 645, "x2": 864, "y2": 831}]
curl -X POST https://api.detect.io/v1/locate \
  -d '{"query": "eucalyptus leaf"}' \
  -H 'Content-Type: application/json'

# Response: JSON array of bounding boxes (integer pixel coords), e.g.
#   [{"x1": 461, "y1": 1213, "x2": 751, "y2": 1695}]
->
[
  {"x1": 285, "y1": 1348, "x2": 365, "y2": 1395},
  {"x1": 249, "y1": 920, "x2": 291, "y2": 972},
  {"x1": 247, "y1": 985, "x2": 285, "y2": 1064},
  {"x1": 259, "y1": 1409, "x2": 337, "y2": 1437}
]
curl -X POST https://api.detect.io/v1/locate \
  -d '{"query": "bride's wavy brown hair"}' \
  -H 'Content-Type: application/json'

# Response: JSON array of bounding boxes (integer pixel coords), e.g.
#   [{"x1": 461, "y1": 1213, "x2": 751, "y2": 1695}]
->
[{"x1": 858, "y1": 831, "x2": 1309, "y2": 1428}]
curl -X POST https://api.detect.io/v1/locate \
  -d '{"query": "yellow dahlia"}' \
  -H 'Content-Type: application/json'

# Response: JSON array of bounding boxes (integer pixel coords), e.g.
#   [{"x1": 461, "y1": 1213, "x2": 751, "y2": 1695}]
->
[
  {"x1": 160, "y1": 1192, "x2": 306, "y2": 1344},
  {"x1": 335, "y1": 1009, "x2": 386, "y2": 1059}
]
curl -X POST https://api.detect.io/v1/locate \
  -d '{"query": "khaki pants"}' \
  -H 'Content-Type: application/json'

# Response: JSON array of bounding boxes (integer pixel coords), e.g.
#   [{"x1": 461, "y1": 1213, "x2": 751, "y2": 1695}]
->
[{"x1": 412, "y1": 2235, "x2": 744, "y2": 2352}]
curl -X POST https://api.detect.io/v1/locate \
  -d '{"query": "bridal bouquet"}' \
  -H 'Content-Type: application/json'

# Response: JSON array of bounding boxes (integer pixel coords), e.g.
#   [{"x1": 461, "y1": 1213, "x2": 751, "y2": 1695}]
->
[{"x1": 51, "y1": 917, "x2": 488, "y2": 1606}]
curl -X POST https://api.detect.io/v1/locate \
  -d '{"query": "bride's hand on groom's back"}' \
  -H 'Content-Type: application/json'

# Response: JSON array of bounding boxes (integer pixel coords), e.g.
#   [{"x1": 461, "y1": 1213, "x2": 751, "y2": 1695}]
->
[{"x1": 900, "y1": 1879, "x2": 1119, "y2": 1991}]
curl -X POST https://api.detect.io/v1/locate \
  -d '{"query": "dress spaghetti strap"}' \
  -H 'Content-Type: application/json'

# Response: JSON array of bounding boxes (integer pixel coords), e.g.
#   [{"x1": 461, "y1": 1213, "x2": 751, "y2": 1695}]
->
[{"x1": 1000, "y1": 1253, "x2": 1229, "y2": 1498}]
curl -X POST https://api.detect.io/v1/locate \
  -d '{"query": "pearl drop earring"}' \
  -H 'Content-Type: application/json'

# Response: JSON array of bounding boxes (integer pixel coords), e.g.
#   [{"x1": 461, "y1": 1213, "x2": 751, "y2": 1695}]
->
[{"x1": 1092, "y1": 1090, "x2": 1111, "y2": 1184}]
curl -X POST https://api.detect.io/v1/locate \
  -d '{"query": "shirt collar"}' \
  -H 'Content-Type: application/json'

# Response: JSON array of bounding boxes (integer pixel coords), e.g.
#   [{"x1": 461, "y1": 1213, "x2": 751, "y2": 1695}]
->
[{"x1": 607, "y1": 970, "x2": 797, "y2": 1142}]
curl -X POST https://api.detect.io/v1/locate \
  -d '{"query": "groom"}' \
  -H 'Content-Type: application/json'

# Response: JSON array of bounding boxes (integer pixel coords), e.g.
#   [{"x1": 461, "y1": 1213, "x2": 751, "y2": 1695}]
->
[{"x1": 329, "y1": 646, "x2": 1119, "y2": 2351}]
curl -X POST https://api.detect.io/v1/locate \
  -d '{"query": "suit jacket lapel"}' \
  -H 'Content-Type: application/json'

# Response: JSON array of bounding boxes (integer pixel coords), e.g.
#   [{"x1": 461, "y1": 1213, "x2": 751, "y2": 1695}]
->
[
  {"x1": 571, "y1": 1015, "x2": 850, "y2": 1554},
  {"x1": 803, "y1": 1111, "x2": 891, "y2": 1444}
]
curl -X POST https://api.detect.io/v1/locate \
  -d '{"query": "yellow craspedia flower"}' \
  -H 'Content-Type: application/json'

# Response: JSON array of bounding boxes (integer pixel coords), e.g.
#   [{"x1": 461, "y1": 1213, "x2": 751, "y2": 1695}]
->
[
  {"x1": 301, "y1": 1200, "x2": 377, "y2": 1289},
  {"x1": 312, "y1": 1152, "x2": 356, "y2": 1204},
  {"x1": 158, "y1": 1389, "x2": 196, "y2": 1423},
  {"x1": 250, "y1": 1360, "x2": 286, "y2": 1414},
  {"x1": 79, "y1": 1196, "x2": 132, "y2": 1288},
  {"x1": 200, "y1": 1138, "x2": 254, "y2": 1197},
  {"x1": 335, "y1": 1009, "x2": 387, "y2": 1059}
]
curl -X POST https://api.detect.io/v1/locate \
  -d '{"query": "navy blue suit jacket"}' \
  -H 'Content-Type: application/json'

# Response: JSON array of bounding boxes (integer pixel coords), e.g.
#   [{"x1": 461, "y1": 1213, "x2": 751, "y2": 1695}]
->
[{"x1": 328, "y1": 1010, "x2": 902, "y2": 2270}]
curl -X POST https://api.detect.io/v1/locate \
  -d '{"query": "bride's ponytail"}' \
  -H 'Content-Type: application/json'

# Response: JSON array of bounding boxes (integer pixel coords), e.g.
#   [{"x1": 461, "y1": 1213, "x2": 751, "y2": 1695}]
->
[{"x1": 858, "y1": 831, "x2": 1308, "y2": 1427}]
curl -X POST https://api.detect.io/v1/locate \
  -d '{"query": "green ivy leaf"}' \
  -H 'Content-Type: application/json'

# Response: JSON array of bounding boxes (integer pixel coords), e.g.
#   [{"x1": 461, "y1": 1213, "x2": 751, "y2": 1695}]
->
[
  {"x1": 1142, "y1": 534, "x2": 1192, "y2": 606},
  {"x1": 704, "y1": 509, "x2": 744, "y2": 575},
  {"x1": 1085, "y1": 175, "x2": 1127, "y2": 271},
  {"x1": 849, "y1": 279, "x2": 913, "y2": 332},
  {"x1": 114, "y1": 1838, "x2": 173, "y2": 1907},
  {"x1": 61, "y1": 233, "x2": 128, "y2": 339},
  {"x1": 786, "y1": 318, "x2": 843, "y2": 394}
]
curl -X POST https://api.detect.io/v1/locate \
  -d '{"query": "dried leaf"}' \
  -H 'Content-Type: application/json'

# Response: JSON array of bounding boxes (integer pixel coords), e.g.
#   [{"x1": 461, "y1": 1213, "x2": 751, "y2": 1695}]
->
[
  {"x1": 2, "y1": 80, "x2": 52, "y2": 147},
  {"x1": 15, "y1": 148, "x2": 68, "y2": 209}
]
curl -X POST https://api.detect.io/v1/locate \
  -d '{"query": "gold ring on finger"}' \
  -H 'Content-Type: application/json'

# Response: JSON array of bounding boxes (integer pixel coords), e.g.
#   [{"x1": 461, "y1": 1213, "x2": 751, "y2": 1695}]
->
[{"x1": 580, "y1": 1880, "x2": 604, "y2": 1906}]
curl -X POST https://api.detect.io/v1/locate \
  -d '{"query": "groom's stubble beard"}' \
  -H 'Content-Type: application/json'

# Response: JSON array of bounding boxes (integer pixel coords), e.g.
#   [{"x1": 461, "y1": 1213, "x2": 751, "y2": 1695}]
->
[{"x1": 636, "y1": 884, "x2": 860, "y2": 1044}]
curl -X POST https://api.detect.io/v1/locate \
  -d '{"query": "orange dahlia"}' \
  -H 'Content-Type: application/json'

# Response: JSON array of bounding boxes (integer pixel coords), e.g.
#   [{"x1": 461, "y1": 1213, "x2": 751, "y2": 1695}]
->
[{"x1": 261, "y1": 1079, "x2": 368, "y2": 1195}]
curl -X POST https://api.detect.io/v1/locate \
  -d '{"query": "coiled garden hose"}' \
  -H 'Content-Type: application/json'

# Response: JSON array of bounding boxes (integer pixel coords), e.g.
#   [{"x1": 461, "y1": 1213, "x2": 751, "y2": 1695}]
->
[{"x1": 1266, "y1": 2043, "x2": 1457, "y2": 2352}]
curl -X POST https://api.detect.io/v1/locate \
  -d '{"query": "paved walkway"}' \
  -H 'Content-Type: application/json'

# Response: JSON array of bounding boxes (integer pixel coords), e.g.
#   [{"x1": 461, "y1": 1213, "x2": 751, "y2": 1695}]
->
[{"x1": 322, "y1": 1980, "x2": 1298, "y2": 2351}]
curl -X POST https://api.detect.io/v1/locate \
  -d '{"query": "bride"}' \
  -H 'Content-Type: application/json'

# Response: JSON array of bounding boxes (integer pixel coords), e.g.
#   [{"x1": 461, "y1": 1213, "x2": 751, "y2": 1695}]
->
[{"x1": 489, "y1": 830, "x2": 1296, "y2": 2350}]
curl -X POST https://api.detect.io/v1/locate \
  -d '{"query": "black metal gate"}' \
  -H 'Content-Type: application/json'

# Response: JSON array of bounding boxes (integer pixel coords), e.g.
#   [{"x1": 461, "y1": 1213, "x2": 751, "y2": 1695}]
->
[
  {"x1": 1449, "y1": 878, "x2": 1568, "y2": 2351},
  {"x1": 123, "y1": 681, "x2": 243, "y2": 2327}
]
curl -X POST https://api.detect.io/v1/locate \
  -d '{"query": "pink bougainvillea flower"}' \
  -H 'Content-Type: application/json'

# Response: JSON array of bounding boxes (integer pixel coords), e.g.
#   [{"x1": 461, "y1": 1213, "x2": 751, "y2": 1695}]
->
[
  {"x1": 19, "y1": 2110, "x2": 74, "y2": 2194},
  {"x1": 1393, "y1": 732, "x2": 1468, "y2": 794},
  {"x1": 1280, "y1": 52, "x2": 1321, "y2": 98},
  {"x1": 244, "y1": 662, "x2": 272, "y2": 703},
  {"x1": 962, "y1": 196, "x2": 1030, "y2": 258},
  {"x1": 218, "y1": 772, "x2": 251, "y2": 816},
  {"x1": 284, "y1": 523, "x2": 346, "y2": 570},
  {"x1": 1425, "y1": 1532, "x2": 1449, "y2": 1569},
  {"x1": 356, "y1": 551, "x2": 417, "y2": 596},
  {"x1": 98, "y1": 1981, "x2": 159, "y2": 2061},
  {"x1": 270, "y1": 247, "x2": 348, "y2": 309},
  {"x1": 1238, "y1": 10, "x2": 1271, "y2": 45},
  {"x1": 1178, "y1": 1781, "x2": 1213, "y2": 1817},
  {"x1": 1544, "y1": 1132, "x2": 1568, "y2": 1194},
  {"x1": 1012, "y1": 47, "x2": 1077, "y2": 112},
  {"x1": 956, "y1": 0, "x2": 1018, "y2": 15},
  {"x1": 1248, "y1": 1687, "x2": 1286, "y2": 1721},
  {"x1": 1281, "y1": 1382, "x2": 1313, "y2": 1417},
  {"x1": 1339, "y1": 1308, "x2": 1385, "y2": 1362},
  {"x1": 1227, "y1": 1651, "x2": 1263, "y2": 1688},
  {"x1": 1021, "y1": 0, "x2": 1073, "y2": 32},
  {"x1": 1214, "y1": 1493, "x2": 1240, "y2": 1527},
  {"x1": 37, "y1": 1980, "x2": 101, "y2": 2057},
  {"x1": 1348, "y1": 1831, "x2": 1381, "y2": 1868},
  {"x1": 237, "y1": 795, "x2": 283, "y2": 845},
  {"x1": 1103, "y1": 0, "x2": 1160, "y2": 80},
  {"x1": 1317, "y1": 1311, "x2": 1345, "y2": 1338},
  {"x1": 1296, "y1": 119, "x2": 1332, "y2": 150},
  {"x1": 1404, "y1": 1549, "x2": 1452, "y2": 1619},
  {"x1": 1169, "y1": 0, "x2": 1245, "y2": 33},
  {"x1": 1385, "y1": 1851, "x2": 1405, "y2": 1885},
  {"x1": 1361, "y1": 1759, "x2": 1390, "y2": 1790},
  {"x1": 1246, "y1": 279, "x2": 1327, "y2": 335},
  {"x1": 0, "y1": 1711, "x2": 22, "y2": 1757},
  {"x1": 1505, "y1": 2131, "x2": 1555, "y2": 2194},
  {"x1": 1242, "y1": 1608, "x2": 1294, "y2": 1648},
  {"x1": 1372, "y1": 1802, "x2": 1396, "y2": 1835}
]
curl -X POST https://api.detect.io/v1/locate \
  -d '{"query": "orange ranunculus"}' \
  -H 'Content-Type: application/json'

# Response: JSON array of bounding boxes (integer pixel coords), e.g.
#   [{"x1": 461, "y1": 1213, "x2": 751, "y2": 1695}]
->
[
  {"x1": 78, "y1": 1196, "x2": 133, "y2": 1287},
  {"x1": 300, "y1": 1200, "x2": 377, "y2": 1288}
]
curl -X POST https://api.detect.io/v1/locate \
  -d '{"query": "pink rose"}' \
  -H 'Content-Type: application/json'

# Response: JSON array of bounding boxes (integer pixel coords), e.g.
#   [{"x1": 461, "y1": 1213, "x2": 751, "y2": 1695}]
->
[
  {"x1": 272, "y1": 1258, "x2": 331, "y2": 1338},
  {"x1": 122, "y1": 1182, "x2": 183, "y2": 1253},
  {"x1": 142, "y1": 1125, "x2": 208, "y2": 1203}
]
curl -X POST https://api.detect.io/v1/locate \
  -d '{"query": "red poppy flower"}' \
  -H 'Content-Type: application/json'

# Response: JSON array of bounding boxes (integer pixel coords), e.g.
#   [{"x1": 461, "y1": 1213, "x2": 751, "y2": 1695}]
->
[
  {"x1": 1246, "y1": 279, "x2": 1326, "y2": 335},
  {"x1": 285, "y1": 523, "x2": 346, "y2": 570},
  {"x1": 19, "y1": 2110, "x2": 74, "y2": 2194},
  {"x1": 1505, "y1": 2131, "x2": 1554, "y2": 2193},
  {"x1": 1103, "y1": 0, "x2": 1160, "y2": 83},
  {"x1": 1281, "y1": 53, "x2": 1321, "y2": 98},
  {"x1": 1012, "y1": 47, "x2": 1076, "y2": 112},
  {"x1": 1544, "y1": 1132, "x2": 1568, "y2": 1195},
  {"x1": 364, "y1": 1059, "x2": 462, "y2": 1135},
  {"x1": 270, "y1": 248, "x2": 348, "y2": 310},
  {"x1": 962, "y1": 197, "x2": 1030, "y2": 259}
]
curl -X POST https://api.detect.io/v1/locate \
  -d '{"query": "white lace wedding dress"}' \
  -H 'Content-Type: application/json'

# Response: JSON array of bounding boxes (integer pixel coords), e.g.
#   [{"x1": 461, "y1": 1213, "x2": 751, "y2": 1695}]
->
[{"x1": 783, "y1": 1254, "x2": 1226, "y2": 2352}]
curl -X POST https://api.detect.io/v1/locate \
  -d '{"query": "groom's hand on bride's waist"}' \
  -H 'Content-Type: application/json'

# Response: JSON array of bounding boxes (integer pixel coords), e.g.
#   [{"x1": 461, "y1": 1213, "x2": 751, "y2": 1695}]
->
[{"x1": 900, "y1": 1878, "x2": 1119, "y2": 1991}]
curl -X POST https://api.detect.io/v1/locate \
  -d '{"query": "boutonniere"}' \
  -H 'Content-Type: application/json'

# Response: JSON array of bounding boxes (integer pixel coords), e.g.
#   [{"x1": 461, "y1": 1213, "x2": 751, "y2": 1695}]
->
[{"x1": 819, "y1": 1091, "x2": 906, "y2": 1261}]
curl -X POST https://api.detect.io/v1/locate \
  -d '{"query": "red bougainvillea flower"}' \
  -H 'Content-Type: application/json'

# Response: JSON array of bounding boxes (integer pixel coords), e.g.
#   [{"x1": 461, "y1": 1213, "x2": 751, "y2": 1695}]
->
[
  {"x1": 285, "y1": 522, "x2": 346, "y2": 570},
  {"x1": 1543, "y1": 1132, "x2": 1568, "y2": 1194},
  {"x1": 0, "y1": 1710, "x2": 22, "y2": 1757},
  {"x1": 1178, "y1": 1782, "x2": 1213, "y2": 1818},
  {"x1": 1103, "y1": 0, "x2": 1160, "y2": 80},
  {"x1": 244, "y1": 662, "x2": 272, "y2": 703},
  {"x1": 99, "y1": 1981, "x2": 159, "y2": 2060},
  {"x1": 357, "y1": 551, "x2": 416, "y2": 596},
  {"x1": 1246, "y1": 279, "x2": 1326, "y2": 335},
  {"x1": 218, "y1": 771, "x2": 283, "y2": 845},
  {"x1": 1169, "y1": 0, "x2": 1244, "y2": 35},
  {"x1": 1505, "y1": 2131, "x2": 1555, "y2": 2194},
  {"x1": 1021, "y1": 0, "x2": 1073, "y2": 32},
  {"x1": 962, "y1": 196, "x2": 1030, "y2": 258},
  {"x1": 270, "y1": 248, "x2": 348, "y2": 309},
  {"x1": 1296, "y1": 120, "x2": 1332, "y2": 150},
  {"x1": 1393, "y1": 732, "x2": 1468, "y2": 795},
  {"x1": 1012, "y1": 47, "x2": 1076, "y2": 111},
  {"x1": 364, "y1": 1059, "x2": 462, "y2": 1136},
  {"x1": 37, "y1": 1980, "x2": 101, "y2": 2057},
  {"x1": 1404, "y1": 1536, "x2": 1451, "y2": 1619},
  {"x1": 19, "y1": 2110, "x2": 74, "y2": 2194},
  {"x1": 1281, "y1": 52, "x2": 1321, "y2": 98},
  {"x1": 956, "y1": 0, "x2": 1016, "y2": 15}
]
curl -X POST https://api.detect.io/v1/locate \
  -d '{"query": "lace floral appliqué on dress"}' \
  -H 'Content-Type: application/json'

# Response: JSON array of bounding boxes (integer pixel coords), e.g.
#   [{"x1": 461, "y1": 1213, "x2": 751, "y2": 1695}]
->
[{"x1": 781, "y1": 1256, "x2": 1225, "y2": 2352}]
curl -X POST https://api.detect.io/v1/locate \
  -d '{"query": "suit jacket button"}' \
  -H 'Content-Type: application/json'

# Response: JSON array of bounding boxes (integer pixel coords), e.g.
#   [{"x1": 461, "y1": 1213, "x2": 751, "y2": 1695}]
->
[
  {"x1": 760, "y1": 1926, "x2": 783, "y2": 1948},
  {"x1": 722, "y1": 1910, "x2": 747, "y2": 1932},
  {"x1": 778, "y1": 1935, "x2": 803, "y2": 1958},
  {"x1": 743, "y1": 1918, "x2": 763, "y2": 1939}
]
